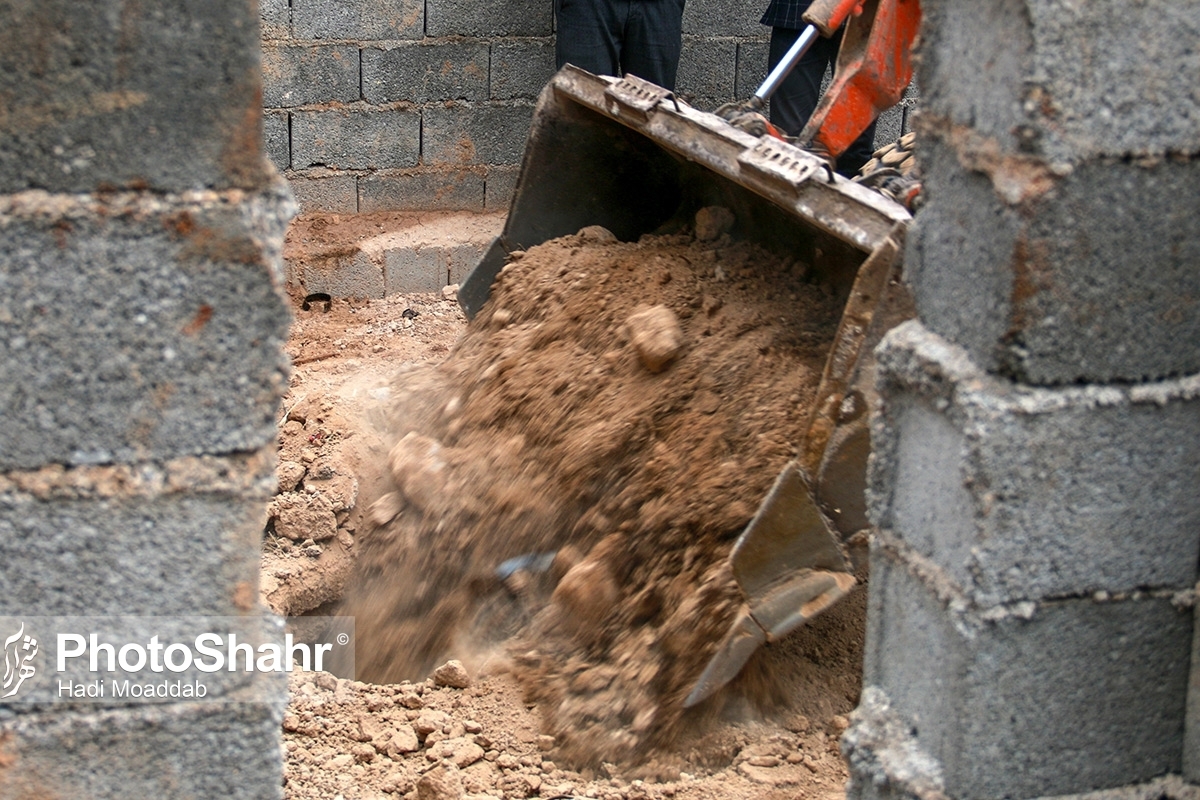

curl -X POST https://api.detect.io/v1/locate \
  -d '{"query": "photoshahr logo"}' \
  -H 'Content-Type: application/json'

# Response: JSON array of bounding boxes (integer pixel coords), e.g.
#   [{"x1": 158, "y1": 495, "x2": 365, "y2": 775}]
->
[{"x1": 2, "y1": 622, "x2": 38, "y2": 699}]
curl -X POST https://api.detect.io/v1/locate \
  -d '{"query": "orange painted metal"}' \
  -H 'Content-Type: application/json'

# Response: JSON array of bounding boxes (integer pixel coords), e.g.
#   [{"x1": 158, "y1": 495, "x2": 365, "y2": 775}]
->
[{"x1": 799, "y1": 0, "x2": 921, "y2": 159}]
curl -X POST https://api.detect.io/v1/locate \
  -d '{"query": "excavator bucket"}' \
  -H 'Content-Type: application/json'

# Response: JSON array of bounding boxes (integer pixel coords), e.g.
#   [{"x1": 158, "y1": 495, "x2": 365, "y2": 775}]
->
[{"x1": 459, "y1": 65, "x2": 912, "y2": 703}]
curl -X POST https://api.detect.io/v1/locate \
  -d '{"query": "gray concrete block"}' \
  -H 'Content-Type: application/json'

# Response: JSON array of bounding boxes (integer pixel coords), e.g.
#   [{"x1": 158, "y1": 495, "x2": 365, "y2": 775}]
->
[
  {"x1": 422, "y1": 104, "x2": 535, "y2": 166},
  {"x1": 0, "y1": 679, "x2": 285, "y2": 799},
  {"x1": 676, "y1": 38, "x2": 738, "y2": 110},
  {"x1": 377, "y1": 212, "x2": 503, "y2": 292},
  {"x1": 287, "y1": 172, "x2": 360, "y2": 213},
  {"x1": 0, "y1": 0, "x2": 272, "y2": 193},
  {"x1": 869, "y1": 321, "x2": 1200, "y2": 607},
  {"x1": 1186, "y1": 595, "x2": 1200, "y2": 782},
  {"x1": 0, "y1": 493, "x2": 263, "y2": 617},
  {"x1": 862, "y1": 545, "x2": 1192, "y2": 800},
  {"x1": 262, "y1": 44, "x2": 361, "y2": 108},
  {"x1": 384, "y1": 249, "x2": 447, "y2": 293},
  {"x1": 363, "y1": 42, "x2": 489, "y2": 104},
  {"x1": 682, "y1": 0, "x2": 766, "y2": 39},
  {"x1": 292, "y1": 109, "x2": 420, "y2": 170},
  {"x1": 842, "y1": 687, "x2": 946, "y2": 800},
  {"x1": 295, "y1": 250, "x2": 385, "y2": 298},
  {"x1": 917, "y1": 0, "x2": 1200, "y2": 162},
  {"x1": 735, "y1": 41, "x2": 769, "y2": 101},
  {"x1": 491, "y1": 40, "x2": 557, "y2": 100},
  {"x1": 261, "y1": 0, "x2": 291, "y2": 39},
  {"x1": 427, "y1": 0, "x2": 552, "y2": 37},
  {"x1": 293, "y1": 0, "x2": 423, "y2": 40},
  {"x1": 359, "y1": 169, "x2": 486, "y2": 212},
  {"x1": 264, "y1": 112, "x2": 291, "y2": 172},
  {"x1": 906, "y1": 139, "x2": 1200, "y2": 384},
  {"x1": 0, "y1": 189, "x2": 293, "y2": 470},
  {"x1": 485, "y1": 165, "x2": 520, "y2": 211}
]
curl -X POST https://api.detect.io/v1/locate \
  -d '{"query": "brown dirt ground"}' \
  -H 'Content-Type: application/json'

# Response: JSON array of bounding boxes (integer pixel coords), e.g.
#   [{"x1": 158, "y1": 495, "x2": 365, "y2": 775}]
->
[{"x1": 272, "y1": 211, "x2": 868, "y2": 800}]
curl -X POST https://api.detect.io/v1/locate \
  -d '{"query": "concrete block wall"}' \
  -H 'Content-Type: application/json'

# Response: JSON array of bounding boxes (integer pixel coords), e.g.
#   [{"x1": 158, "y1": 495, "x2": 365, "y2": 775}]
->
[
  {"x1": 844, "y1": 1, "x2": 1200, "y2": 799},
  {"x1": 0, "y1": 2, "x2": 292, "y2": 797},
  {"x1": 261, "y1": 0, "x2": 917, "y2": 214}
]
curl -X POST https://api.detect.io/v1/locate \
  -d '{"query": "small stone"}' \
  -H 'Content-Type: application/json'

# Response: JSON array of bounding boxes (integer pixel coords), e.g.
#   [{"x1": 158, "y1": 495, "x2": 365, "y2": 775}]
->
[
  {"x1": 625, "y1": 305, "x2": 683, "y2": 373},
  {"x1": 536, "y1": 735, "x2": 556, "y2": 752},
  {"x1": 694, "y1": 206, "x2": 735, "y2": 242},
  {"x1": 426, "y1": 737, "x2": 485, "y2": 768},
  {"x1": 277, "y1": 460, "x2": 306, "y2": 493},
  {"x1": 464, "y1": 719, "x2": 483, "y2": 734},
  {"x1": 282, "y1": 714, "x2": 301, "y2": 732},
  {"x1": 351, "y1": 743, "x2": 377, "y2": 763},
  {"x1": 434, "y1": 660, "x2": 472, "y2": 689},
  {"x1": 387, "y1": 724, "x2": 420, "y2": 756},
  {"x1": 415, "y1": 710, "x2": 453, "y2": 737},
  {"x1": 418, "y1": 765, "x2": 465, "y2": 800},
  {"x1": 747, "y1": 755, "x2": 780, "y2": 768},
  {"x1": 442, "y1": 284, "x2": 459, "y2": 301},
  {"x1": 270, "y1": 491, "x2": 338, "y2": 541},
  {"x1": 326, "y1": 753, "x2": 355, "y2": 770},
  {"x1": 578, "y1": 225, "x2": 618, "y2": 244},
  {"x1": 398, "y1": 691, "x2": 425, "y2": 709}
]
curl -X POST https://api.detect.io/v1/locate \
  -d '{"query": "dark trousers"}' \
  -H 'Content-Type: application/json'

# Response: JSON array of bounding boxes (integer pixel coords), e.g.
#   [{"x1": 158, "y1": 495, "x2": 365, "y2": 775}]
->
[
  {"x1": 767, "y1": 25, "x2": 877, "y2": 176},
  {"x1": 554, "y1": 0, "x2": 686, "y2": 91}
]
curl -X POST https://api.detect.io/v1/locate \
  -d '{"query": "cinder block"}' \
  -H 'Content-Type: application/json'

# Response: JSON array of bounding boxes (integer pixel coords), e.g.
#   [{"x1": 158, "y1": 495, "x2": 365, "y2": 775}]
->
[
  {"x1": 862, "y1": 545, "x2": 1192, "y2": 800},
  {"x1": 422, "y1": 104, "x2": 535, "y2": 166},
  {"x1": 287, "y1": 172, "x2": 359, "y2": 213},
  {"x1": 0, "y1": 679, "x2": 285, "y2": 799},
  {"x1": 293, "y1": 0, "x2": 423, "y2": 40},
  {"x1": 490, "y1": 40, "x2": 557, "y2": 100},
  {"x1": 906, "y1": 141, "x2": 1200, "y2": 384},
  {"x1": 292, "y1": 109, "x2": 420, "y2": 170},
  {"x1": 263, "y1": 112, "x2": 290, "y2": 171},
  {"x1": 682, "y1": 0, "x2": 766, "y2": 38},
  {"x1": 485, "y1": 165, "x2": 520, "y2": 211},
  {"x1": 384, "y1": 249, "x2": 446, "y2": 293},
  {"x1": 262, "y1": 44, "x2": 360, "y2": 108},
  {"x1": 869, "y1": 321, "x2": 1200, "y2": 607},
  {"x1": 917, "y1": 0, "x2": 1200, "y2": 162},
  {"x1": 296, "y1": 250, "x2": 385, "y2": 299},
  {"x1": 363, "y1": 42, "x2": 489, "y2": 104},
  {"x1": 0, "y1": 493, "x2": 264, "y2": 617},
  {"x1": 677, "y1": 38, "x2": 738, "y2": 110},
  {"x1": 0, "y1": 1, "x2": 271, "y2": 193},
  {"x1": 359, "y1": 169, "x2": 486, "y2": 212},
  {"x1": 261, "y1": 0, "x2": 291, "y2": 39},
  {"x1": 1186, "y1": 597, "x2": 1200, "y2": 782},
  {"x1": 426, "y1": 0, "x2": 552, "y2": 37},
  {"x1": 0, "y1": 190, "x2": 293, "y2": 470},
  {"x1": 735, "y1": 41, "x2": 769, "y2": 101}
]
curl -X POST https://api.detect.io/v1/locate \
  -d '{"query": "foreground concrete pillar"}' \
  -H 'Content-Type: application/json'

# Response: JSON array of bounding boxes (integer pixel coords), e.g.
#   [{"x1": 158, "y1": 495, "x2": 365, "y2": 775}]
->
[
  {"x1": 844, "y1": 1, "x2": 1200, "y2": 798},
  {"x1": 0, "y1": 2, "x2": 293, "y2": 796}
]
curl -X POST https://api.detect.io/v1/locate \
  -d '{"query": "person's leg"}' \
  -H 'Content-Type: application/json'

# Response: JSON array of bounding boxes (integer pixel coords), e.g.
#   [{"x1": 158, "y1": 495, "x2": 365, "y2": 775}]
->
[
  {"x1": 555, "y1": 0, "x2": 622, "y2": 78},
  {"x1": 838, "y1": 119, "x2": 878, "y2": 177},
  {"x1": 621, "y1": 0, "x2": 686, "y2": 90}
]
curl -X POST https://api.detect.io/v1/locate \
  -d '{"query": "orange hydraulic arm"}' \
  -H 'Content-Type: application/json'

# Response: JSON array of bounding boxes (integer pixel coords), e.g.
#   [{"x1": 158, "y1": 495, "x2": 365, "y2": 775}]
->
[
  {"x1": 799, "y1": 0, "x2": 921, "y2": 159},
  {"x1": 724, "y1": 0, "x2": 920, "y2": 163}
]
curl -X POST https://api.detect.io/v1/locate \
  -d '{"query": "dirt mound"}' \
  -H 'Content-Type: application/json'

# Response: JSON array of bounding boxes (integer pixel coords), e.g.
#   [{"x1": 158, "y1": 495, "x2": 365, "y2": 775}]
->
[{"x1": 335, "y1": 216, "x2": 858, "y2": 766}]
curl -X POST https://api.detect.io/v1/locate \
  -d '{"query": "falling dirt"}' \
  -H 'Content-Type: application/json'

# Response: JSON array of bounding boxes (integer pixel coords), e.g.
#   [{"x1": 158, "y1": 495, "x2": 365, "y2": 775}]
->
[{"x1": 272, "y1": 209, "x2": 870, "y2": 799}]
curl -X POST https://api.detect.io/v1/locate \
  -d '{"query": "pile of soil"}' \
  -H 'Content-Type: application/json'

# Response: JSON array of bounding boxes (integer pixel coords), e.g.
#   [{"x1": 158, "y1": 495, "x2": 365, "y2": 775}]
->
[
  {"x1": 282, "y1": 656, "x2": 859, "y2": 800},
  {"x1": 330, "y1": 212, "x2": 865, "y2": 767}
]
